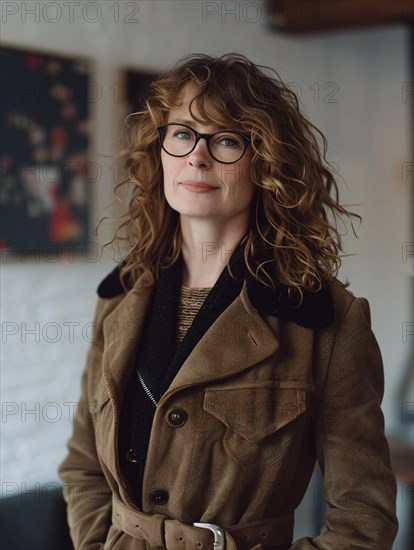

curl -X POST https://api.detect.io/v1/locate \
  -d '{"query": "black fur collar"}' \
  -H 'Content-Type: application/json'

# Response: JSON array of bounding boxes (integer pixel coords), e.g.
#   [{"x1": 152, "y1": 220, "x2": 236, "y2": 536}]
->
[
  {"x1": 97, "y1": 264, "x2": 129, "y2": 299},
  {"x1": 97, "y1": 249, "x2": 334, "y2": 329},
  {"x1": 245, "y1": 275, "x2": 333, "y2": 328}
]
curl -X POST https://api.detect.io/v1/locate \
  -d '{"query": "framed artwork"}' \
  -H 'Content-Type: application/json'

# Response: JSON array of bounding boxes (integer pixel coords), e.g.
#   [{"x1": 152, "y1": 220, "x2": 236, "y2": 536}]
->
[
  {"x1": 0, "y1": 46, "x2": 91, "y2": 255},
  {"x1": 110, "y1": 67, "x2": 158, "y2": 222},
  {"x1": 115, "y1": 67, "x2": 158, "y2": 146},
  {"x1": 124, "y1": 69, "x2": 158, "y2": 115}
]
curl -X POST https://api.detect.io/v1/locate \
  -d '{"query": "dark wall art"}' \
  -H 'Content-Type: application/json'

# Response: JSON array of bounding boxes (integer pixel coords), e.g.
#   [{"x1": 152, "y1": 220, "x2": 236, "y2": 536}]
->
[{"x1": 0, "y1": 47, "x2": 91, "y2": 256}]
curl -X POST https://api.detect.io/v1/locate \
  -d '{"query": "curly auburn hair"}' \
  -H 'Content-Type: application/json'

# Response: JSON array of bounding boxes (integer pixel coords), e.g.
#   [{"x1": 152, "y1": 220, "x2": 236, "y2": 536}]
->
[{"x1": 104, "y1": 52, "x2": 360, "y2": 303}]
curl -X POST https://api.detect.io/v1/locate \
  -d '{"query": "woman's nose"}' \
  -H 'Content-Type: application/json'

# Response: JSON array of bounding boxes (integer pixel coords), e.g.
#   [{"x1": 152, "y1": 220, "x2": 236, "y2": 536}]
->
[{"x1": 187, "y1": 138, "x2": 213, "y2": 168}]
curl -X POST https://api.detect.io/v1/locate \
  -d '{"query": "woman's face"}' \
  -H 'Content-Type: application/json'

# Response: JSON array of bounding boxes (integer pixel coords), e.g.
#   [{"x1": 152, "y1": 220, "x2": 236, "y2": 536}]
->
[{"x1": 160, "y1": 84, "x2": 255, "y2": 225}]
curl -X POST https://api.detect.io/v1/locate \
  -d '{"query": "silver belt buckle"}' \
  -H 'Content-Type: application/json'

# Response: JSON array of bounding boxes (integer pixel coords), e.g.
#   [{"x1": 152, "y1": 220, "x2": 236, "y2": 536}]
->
[{"x1": 193, "y1": 522, "x2": 225, "y2": 550}]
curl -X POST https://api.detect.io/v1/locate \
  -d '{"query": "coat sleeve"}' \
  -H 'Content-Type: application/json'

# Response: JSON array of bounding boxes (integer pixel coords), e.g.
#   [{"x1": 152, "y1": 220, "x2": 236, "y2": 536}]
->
[
  {"x1": 290, "y1": 297, "x2": 398, "y2": 549},
  {"x1": 58, "y1": 298, "x2": 113, "y2": 550}
]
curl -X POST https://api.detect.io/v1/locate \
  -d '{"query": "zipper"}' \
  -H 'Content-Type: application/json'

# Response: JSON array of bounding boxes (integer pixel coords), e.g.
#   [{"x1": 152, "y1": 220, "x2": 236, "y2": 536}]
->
[{"x1": 138, "y1": 372, "x2": 158, "y2": 406}]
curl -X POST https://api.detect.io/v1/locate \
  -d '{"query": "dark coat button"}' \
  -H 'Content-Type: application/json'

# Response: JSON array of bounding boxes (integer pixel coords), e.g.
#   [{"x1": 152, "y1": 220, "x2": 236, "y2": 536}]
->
[
  {"x1": 126, "y1": 448, "x2": 138, "y2": 464},
  {"x1": 149, "y1": 489, "x2": 169, "y2": 504},
  {"x1": 166, "y1": 408, "x2": 188, "y2": 427}
]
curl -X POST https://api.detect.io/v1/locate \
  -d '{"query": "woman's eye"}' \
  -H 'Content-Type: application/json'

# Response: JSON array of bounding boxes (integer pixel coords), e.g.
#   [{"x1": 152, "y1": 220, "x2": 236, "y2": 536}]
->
[
  {"x1": 218, "y1": 136, "x2": 242, "y2": 148},
  {"x1": 173, "y1": 131, "x2": 191, "y2": 139}
]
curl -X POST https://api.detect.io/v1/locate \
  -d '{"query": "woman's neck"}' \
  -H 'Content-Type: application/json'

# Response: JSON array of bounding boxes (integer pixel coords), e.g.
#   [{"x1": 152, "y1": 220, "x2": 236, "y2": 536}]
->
[{"x1": 179, "y1": 220, "x2": 248, "y2": 289}]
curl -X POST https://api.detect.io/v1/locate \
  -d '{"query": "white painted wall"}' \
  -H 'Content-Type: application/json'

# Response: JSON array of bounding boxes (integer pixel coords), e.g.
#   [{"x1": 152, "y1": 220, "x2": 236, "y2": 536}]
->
[{"x1": 1, "y1": 1, "x2": 412, "y2": 546}]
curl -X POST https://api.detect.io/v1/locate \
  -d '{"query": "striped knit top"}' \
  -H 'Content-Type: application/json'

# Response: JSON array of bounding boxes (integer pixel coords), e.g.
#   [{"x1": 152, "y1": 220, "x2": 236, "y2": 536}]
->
[{"x1": 175, "y1": 285, "x2": 212, "y2": 346}]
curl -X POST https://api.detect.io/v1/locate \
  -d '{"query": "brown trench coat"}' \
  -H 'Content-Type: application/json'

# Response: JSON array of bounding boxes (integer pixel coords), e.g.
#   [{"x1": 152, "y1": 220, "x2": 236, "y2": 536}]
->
[{"x1": 58, "y1": 272, "x2": 398, "y2": 550}]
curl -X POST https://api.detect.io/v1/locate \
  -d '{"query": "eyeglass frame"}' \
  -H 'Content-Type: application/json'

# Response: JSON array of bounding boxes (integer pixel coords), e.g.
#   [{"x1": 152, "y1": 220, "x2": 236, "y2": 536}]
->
[{"x1": 156, "y1": 122, "x2": 251, "y2": 165}]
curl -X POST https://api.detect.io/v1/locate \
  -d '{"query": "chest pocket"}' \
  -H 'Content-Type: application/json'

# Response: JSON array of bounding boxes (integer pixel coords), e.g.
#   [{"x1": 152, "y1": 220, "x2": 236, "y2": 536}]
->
[{"x1": 202, "y1": 381, "x2": 314, "y2": 470}]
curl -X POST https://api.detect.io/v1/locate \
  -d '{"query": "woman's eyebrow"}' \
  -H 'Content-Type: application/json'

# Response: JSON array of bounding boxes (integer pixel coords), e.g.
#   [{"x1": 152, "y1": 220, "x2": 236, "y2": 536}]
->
[
  {"x1": 170, "y1": 118, "x2": 224, "y2": 131},
  {"x1": 172, "y1": 118, "x2": 195, "y2": 126}
]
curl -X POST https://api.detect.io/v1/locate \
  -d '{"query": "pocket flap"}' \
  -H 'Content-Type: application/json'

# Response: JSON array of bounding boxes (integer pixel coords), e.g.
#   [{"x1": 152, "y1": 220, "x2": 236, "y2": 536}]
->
[{"x1": 203, "y1": 382, "x2": 313, "y2": 444}]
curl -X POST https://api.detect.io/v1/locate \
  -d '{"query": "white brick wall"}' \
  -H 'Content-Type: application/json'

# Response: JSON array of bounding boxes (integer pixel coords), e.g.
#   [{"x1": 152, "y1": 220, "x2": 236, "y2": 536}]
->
[{"x1": 1, "y1": 255, "x2": 114, "y2": 496}]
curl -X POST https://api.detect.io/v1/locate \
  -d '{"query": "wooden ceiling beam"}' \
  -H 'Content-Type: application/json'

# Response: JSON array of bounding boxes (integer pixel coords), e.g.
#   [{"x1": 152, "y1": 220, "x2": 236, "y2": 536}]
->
[{"x1": 266, "y1": 0, "x2": 413, "y2": 34}]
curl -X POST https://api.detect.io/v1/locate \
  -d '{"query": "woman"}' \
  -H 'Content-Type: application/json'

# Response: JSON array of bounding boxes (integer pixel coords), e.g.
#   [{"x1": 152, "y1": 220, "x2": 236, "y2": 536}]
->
[{"x1": 59, "y1": 53, "x2": 398, "y2": 549}]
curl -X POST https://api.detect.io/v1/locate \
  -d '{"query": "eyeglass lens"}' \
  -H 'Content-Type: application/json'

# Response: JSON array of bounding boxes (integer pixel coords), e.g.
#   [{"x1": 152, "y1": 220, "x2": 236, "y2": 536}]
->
[{"x1": 161, "y1": 124, "x2": 246, "y2": 163}]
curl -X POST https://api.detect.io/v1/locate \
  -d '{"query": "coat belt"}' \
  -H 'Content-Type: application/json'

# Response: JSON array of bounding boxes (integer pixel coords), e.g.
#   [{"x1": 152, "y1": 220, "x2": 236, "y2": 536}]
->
[{"x1": 111, "y1": 499, "x2": 294, "y2": 550}]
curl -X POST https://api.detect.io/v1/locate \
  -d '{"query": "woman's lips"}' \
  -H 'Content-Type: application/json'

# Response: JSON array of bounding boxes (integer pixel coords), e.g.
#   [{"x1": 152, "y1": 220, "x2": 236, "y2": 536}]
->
[{"x1": 180, "y1": 181, "x2": 219, "y2": 193}]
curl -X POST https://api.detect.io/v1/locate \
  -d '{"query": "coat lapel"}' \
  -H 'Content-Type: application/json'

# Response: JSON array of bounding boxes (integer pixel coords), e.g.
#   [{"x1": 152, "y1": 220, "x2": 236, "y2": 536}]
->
[
  {"x1": 161, "y1": 282, "x2": 280, "y2": 399},
  {"x1": 157, "y1": 243, "x2": 246, "y2": 397},
  {"x1": 101, "y1": 284, "x2": 154, "y2": 406}
]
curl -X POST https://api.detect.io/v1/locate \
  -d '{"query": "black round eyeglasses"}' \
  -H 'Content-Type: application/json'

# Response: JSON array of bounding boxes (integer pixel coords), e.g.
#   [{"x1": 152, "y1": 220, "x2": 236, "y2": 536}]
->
[{"x1": 157, "y1": 123, "x2": 251, "y2": 164}]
